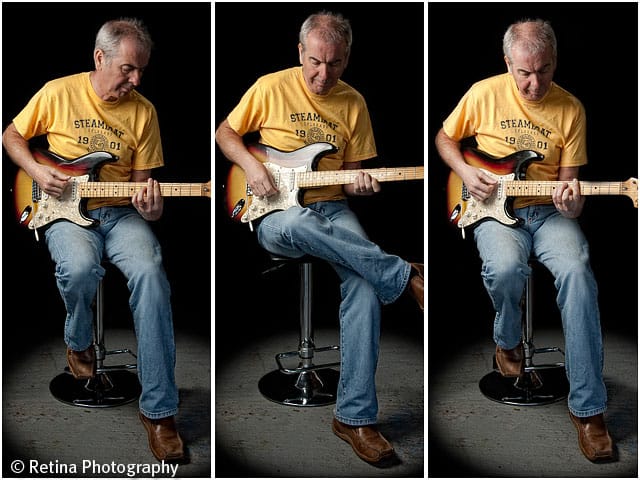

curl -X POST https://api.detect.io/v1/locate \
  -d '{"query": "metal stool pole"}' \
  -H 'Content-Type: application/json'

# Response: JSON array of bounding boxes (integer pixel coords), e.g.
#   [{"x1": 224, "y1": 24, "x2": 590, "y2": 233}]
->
[{"x1": 258, "y1": 258, "x2": 340, "y2": 407}]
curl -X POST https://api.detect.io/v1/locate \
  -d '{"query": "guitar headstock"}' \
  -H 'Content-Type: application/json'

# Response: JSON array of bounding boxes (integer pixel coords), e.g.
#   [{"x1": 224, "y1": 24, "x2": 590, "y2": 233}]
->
[
  {"x1": 623, "y1": 178, "x2": 638, "y2": 208},
  {"x1": 203, "y1": 180, "x2": 212, "y2": 198}
]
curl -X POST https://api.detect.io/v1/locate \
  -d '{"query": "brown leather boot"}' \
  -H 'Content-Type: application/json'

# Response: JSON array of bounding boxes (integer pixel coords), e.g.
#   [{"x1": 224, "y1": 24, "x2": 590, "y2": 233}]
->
[
  {"x1": 66, "y1": 346, "x2": 96, "y2": 379},
  {"x1": 569, "y1": 413, "x2": 615, "y2": 462},
  {"x1": 407, "y1": 262, "x2": 424, "y2": 311},
  {"x1": 495, "y1": 344, "x2": 524, "y2": 377},
  {"x1": 139, "y1": 413, "x2": 186, "y2": 463},
  {"x1": 332, "y1": 418, "x2": 395, "y2": 464}
]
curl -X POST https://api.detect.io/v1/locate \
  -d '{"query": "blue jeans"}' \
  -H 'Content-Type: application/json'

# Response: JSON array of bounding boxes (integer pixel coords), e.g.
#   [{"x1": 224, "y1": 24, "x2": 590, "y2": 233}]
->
[
  {"x1": 473, "y1": 205, "x2": 606, "y2": 417},
  {"x1": 44, "y1": 206, "x2": 178, "y2": 419},
  {"x1": 256, "y1": 200, "x2": 411, "y2": 425}
]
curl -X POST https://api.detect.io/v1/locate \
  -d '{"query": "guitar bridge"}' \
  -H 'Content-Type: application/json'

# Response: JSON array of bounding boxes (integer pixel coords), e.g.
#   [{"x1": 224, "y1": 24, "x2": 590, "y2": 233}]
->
[
  {"x1": 461, "y1": 183, "x2": 470, "y2": 201},
  {"x1": 32, "y1": 180, "x2": 42, "y2": 202}
]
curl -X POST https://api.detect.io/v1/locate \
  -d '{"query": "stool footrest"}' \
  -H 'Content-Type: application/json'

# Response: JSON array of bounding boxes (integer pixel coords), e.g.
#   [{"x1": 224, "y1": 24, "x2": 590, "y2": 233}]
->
[
  {"x1": 97, "y1": 364, "x2": 137, "y2": 373},
  {"x1": 96, "y1": 347, "x2": 138, "y2": 373},
  {"x1": 523, "y1": 345, "x2": 566, "y2": 372},
  {"x1": 275, "y1": 345, "x2": 340, "y2": 374},
  {"x1": 524, "y1": 362, "x2": 565, "y2": 372}
]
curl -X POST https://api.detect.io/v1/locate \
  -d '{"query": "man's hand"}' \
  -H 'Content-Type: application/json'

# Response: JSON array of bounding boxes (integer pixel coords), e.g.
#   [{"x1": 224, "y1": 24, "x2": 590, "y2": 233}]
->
[
  {"x1": 460, "y1": 165, "x2": 498, "y2": 201},
  {"x1": 349, "y1": 171, "x2": 381, "y2": 196},
  {"x1": 552, "y1": 178, "x2": 584, "y2": 218},
  {"x1": 132, "y1": 178, "x2": 164, "y2": 221},
  {"x1": 32, "y1": 163, "x2": 71, "y2": 198},
  {"x1": 246, "y1": 162, "x2": 278, "y2": 197}
]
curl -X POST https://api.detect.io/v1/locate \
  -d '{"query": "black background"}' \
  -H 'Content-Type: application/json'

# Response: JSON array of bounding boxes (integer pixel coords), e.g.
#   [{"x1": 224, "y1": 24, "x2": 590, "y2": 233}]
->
[
  {"x1": 3, "y1": 1, "x2": 636, "y2": 478},
  {"x1": 214, "y1": 2, "x2": 425, "y2": 477},
  {"x1": 428, "y1": 2, "x2": 638, "y2": 477},
  {"x1": 2, "y1": 1, "x2": 211, "y2": 472}
]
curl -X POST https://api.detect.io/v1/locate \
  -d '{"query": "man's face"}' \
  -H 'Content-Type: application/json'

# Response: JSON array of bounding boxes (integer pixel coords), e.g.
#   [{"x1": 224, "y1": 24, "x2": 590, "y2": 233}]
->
[
  {"x1": 298, "y1": 30, "x2": 348, "y2": 96},
  {"x1": 96, "y1": 36, "x2": 150, "y2": 101},
  {"x1": 505, "y1": 44, "x2": 556, "y2": 102}
]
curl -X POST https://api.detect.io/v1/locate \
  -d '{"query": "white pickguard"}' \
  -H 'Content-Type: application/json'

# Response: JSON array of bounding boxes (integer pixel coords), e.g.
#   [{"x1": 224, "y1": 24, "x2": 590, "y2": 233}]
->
[
  {"x1": 241, "y1": 162, "x2": 309, "y2": 223},
  {"x1": 28, "y1": 175, "x2": 94, "y2": 229},
  {"x1": 457, "y1": 169, "x2": 519, "y2": 229}
]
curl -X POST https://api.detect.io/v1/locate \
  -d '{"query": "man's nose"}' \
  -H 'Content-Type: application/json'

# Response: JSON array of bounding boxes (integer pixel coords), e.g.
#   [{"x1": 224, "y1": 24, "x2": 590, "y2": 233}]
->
[
  {"x1": 529, "y1": 73, "x2": 542, "y2": 89},
  {"x1": 317, "y1": 63, "x2": 329, "y2": 78},
  {"x1": 129, "y1": 70, "x2": 143, "y2": 86}
]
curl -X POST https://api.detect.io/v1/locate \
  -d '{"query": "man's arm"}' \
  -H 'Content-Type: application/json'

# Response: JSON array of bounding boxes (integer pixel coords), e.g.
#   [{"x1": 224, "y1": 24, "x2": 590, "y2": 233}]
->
[
  {"x1": 215, "y1": 119, "x2": 277, "y2": 197},
  {"x1": 435, "y1": 127, "x2": 497, "y2": 201},
  {"x1": 2, "y1": 122, "x2": 70, "y2": 198}
]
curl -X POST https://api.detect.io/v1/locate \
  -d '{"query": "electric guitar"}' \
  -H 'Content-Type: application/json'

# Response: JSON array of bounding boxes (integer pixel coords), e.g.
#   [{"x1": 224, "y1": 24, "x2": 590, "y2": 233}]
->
[
  {"x1": 225, "y1": 142, "x2": 424, "y2": 224},
  {"x1": 13, "y1": 149, "x2": 211, "y2": 231},
  {"x1": 447, "y1": 148, "x2": 638, "y2": 233}
]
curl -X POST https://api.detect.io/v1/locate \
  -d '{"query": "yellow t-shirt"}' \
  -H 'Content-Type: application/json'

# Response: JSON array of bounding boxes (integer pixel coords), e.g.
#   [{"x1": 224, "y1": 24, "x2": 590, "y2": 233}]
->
[
  {"x1": 442, "y1": 73, "x2": 587, "y2": 208},
  {"x1": 13, "y1": 72, "x2": 164, "y2": 209},
  {"x1": 227, "y1": 66, "x2": 377, "y2": 204}
]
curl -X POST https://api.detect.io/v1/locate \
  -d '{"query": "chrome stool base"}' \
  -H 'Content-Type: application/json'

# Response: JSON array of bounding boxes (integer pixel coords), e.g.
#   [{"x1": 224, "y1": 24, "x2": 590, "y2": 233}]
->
[
  {"x1": 479, "y1": 260, "x2": 568, "y2": 407},
  {"x1": 259, "y1": 255, "x2": 341, "y2": 407},
  {"x1": 50, "y1": 368, "x2": 141, "y2": 408},
  {"x1": 50, "y1": 275, "x2": 140, "y2": 408},
  {"x1": 479, "y1": 367, "x2": 568, "y2": 406},
  {"x1": 259, "y1": 368, "x2": 340, "y2": 407}
]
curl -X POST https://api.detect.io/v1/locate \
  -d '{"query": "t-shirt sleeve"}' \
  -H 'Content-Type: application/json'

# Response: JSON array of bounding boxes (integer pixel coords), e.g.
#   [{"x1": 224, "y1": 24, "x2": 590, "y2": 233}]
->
[
  {"x1": 226, "y1": 80, "x2": 266, "y2": 136},
  {"x1": 131, "y1": 103, "x2": 164, "y2": 170},
  {"x1": 342, "y1": 99, "x2": 377, "y2": 163},
  {"x1": 12, "y1": 83, "x2": 53, "y2": 140}
]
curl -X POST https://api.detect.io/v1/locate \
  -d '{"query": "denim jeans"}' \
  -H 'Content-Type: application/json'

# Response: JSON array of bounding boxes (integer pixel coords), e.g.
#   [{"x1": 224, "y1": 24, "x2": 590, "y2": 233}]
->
[
  {"x1": 44, "y1": 206, "x2": 178, "y2": 419},
  {"x1": 473, "y1": 204, "x2": 606, "y2": 417},
  {"x1": 256, "y1": 200, "x2": 411, "y2": 425}
]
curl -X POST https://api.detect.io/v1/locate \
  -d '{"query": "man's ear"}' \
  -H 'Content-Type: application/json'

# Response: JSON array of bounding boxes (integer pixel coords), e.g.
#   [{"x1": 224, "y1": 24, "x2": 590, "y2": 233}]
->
[
  {"x1": 298, "y1": 43, "x2": 304, "y2": 65},
  {"x1": 94, "y1": 49, "x2": 104, "y2": 70},
  {"x1": 504, "y1": 55, "x2": 511, "y2": 73}
]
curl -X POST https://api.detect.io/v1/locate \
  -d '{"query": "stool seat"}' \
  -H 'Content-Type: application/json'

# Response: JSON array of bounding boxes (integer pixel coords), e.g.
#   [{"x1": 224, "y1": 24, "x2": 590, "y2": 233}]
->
[
  {"x1": 50, "y1": 275, "x2": 141, "y2": 408},
  {"x1": 479, "y1": 260, "x2": 569, "y2": 406},
  {"x1": 258, "y1": 253, "x2": 340, "y2": 407}
]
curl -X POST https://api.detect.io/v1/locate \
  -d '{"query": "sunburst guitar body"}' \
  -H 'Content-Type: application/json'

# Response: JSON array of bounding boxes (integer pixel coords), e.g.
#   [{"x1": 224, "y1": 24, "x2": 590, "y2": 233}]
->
[{"x1": 447, "y1": 148, "x2": 637, "y2": 234}]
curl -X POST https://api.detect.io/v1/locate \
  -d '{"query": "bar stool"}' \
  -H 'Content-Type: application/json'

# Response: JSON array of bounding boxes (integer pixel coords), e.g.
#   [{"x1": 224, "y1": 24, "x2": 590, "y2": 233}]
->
[
  {"x1": 258, "y1": 254, "x2": 341, "y2": 407},
  {"x1": 479, "y1": 260, "x2": 569, "y2": 406},
  {"x1": 49, "y1": 273, "x2": 141, "y2": 408}
]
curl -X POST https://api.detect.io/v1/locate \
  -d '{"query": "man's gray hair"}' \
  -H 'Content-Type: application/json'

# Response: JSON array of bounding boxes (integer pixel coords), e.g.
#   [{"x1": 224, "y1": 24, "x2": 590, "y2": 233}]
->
[
  {"x1": 95, "y1": 18, "x2": 153, "y2": 62},
  {"x1": 299, "y1": 11, "x2": 352, "y2": 57},
  {"x1": 503, "y1": 18, "x2": 557, "y2": 63}
]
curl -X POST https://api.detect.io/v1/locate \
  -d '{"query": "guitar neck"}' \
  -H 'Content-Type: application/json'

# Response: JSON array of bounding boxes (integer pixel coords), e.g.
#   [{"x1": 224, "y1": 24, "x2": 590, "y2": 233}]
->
[
  {"x1": 78, "y1": 181, "x2": 211, "y2": 198},
  {"x1": 297, "y1": 166, "x2": 424, "y2": 188},
  {"x1": 504, "y1": 179, "x2": 633, "y2": 198}
]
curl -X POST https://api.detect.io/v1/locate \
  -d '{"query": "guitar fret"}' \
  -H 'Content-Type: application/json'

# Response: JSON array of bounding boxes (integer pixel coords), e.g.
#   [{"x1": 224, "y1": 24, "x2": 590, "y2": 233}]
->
[
  {"x1": 505, "y1": 181, "x2": 623, "y2": 196},
  {"x1": 298, "y1": 166, "x2": 424, "y2": 187},
  {"x1": 79, "y1": 182, "x2": 209, "y2": 197}
]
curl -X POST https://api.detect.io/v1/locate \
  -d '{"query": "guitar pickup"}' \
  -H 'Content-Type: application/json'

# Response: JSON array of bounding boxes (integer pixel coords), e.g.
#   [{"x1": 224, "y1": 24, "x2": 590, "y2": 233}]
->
[
  {"x1": 230, "y1": 199, "x2": 245, "y2": 219},
  {"x1": 19, "y1": 205, "x2": 32, "y2": 224},
  {"x1": 449, "y1": 204, "x2": 461, "y2": 223}
]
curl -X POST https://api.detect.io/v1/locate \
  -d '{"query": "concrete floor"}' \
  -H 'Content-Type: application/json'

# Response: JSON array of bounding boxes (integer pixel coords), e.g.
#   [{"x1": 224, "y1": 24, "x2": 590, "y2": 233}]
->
[
  {"x1": 429, "y1": 328, "x2": 638, "y2": 477},
  {"x1": 215, "y1": 324, "x2": 425, "y2": 477},
  {"x1": 2, "y1": 316, "x2": 635, "y2": 479},
  {"x1": 2, "y1": 329, "x2": 211, "y2": 478}
]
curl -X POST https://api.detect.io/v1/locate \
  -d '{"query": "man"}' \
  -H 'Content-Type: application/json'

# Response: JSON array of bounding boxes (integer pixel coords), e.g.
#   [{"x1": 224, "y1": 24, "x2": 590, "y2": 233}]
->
[
  {"x1": 3, "y1": 18, "x2": 185, "y2": 463},
  {"x1": 435, "y1": 18, "x2": 614, "y2": 462},
  {"x1": 216, "y1": 10, "x2": 423, "y2": 465}
]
